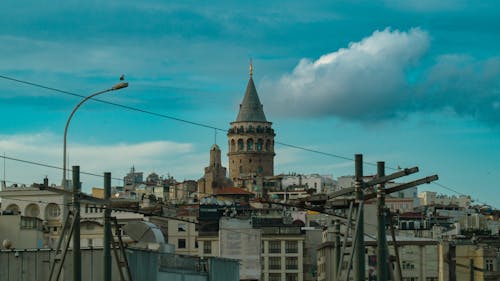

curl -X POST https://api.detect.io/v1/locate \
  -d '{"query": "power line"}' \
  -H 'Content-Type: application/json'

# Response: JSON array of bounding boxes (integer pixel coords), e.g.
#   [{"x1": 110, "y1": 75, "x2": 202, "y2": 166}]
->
[
  {"x1": 0, "y1": 154, "x2": 123, "y2": 181},
  {"x1": 0, "y1": 74, "x2": 361, "y2": 164},
  {"x1": 0, "y1": 75, "x2": 494, "y2": 207}
]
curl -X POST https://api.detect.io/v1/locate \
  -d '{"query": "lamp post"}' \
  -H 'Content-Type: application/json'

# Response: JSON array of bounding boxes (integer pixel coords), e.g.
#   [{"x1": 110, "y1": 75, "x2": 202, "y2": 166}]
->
[
  {"x1": 61, "y1": 81, "x2": 127, "y2": 281},
  {"x1": 62, "y1": 81, "x2": 128, "y2": 189}
]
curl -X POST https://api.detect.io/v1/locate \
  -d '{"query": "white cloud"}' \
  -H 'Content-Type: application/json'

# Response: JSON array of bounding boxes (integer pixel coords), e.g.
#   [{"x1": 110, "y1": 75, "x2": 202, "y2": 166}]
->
[
  {"x1": 262, "y1": 27, "x2": 500, "y2": 125},
  {"x1": 262, "y1": 28, "x2": 430, "y2": 121},
  {"x1": 0, "y1": 133, "x2": 204, "y2": 192}
]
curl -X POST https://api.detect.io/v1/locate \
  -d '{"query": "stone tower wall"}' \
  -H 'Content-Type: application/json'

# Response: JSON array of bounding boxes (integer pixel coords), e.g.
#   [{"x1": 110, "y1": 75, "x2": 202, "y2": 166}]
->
[{"x1": 227, "y1": 121, "x2": 275, "y2": 181}]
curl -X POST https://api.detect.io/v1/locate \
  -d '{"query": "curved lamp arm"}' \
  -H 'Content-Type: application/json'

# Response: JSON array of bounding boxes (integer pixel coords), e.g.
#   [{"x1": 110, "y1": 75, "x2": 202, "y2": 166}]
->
[{"x1": 62, "y1": 82, "x2": 128, "y2": 188}]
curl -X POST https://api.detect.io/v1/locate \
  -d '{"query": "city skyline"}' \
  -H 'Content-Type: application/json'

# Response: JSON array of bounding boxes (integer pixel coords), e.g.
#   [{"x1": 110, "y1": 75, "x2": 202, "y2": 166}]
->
[{"x1": 0, "y1": 1, "x2": 499, "y2": 208}]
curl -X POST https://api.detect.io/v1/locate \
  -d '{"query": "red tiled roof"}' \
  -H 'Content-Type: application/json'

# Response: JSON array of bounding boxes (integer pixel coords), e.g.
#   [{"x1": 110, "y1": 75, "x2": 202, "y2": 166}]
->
[{"x1": 214, "y1": 187, "x2": 253, "y2": 195}]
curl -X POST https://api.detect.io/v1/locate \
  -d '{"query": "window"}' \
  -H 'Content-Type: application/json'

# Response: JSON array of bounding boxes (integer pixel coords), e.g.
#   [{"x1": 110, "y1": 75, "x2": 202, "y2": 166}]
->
[
  {"x1": 230, "y1": 139, "x2": 236, "y2": 152},
  {"x1": 285, "y1": 241, "x2": 298, "y2": 253},
  {"x1": 25, "y1": 204, "x2": 40, "y2": 217},
  {"x1": 257, "y1": 139, "x2": 263, "y2": 151},
  {"x1": 269, "y1": 257, "x2": 281, "y2": 270},
  {"x1": 247, "y1": 139, "x2": 254, "y2": 151},
  {"x1": 6, "y1": 204, "x2": 20, "y2": 214},
  {"x1": 286, "y1": 273, "x2": 298, "y2": 281},
  {"x1": 269, "y1": 241, "x2": 281, "y2": 253},
  {"x1": 486, "y1": 258, "x2": 494, "y2": 271},
  {"x1": 257, "y1": 166, "x2": 263, "y2": 174},
  {"x1": 45, "y1": 203, "x2": 61, "y2": 219},
  {"x1": 269, "y1": 273, "x2": 281, "y2": 281},
  {"x1": 178, "y1": 239, "x2": 186, "y2": 249},
  {"x1": 203, "y1": 241, "x2": 212, "y2": 254},
  {"x1": 286, "y1": 257, "x2": 298, "y2": 270},
  {"x1": 238, "y1": 139, "x2": 244, "y2": 151},
  {"x1": 178, "y1": 223, "x2": 187, "y2": 232}
]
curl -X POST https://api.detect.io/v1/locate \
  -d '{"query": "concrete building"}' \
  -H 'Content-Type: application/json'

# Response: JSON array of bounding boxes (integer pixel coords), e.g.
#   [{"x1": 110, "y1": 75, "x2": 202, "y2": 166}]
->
[
  {"x1": 167, "y1": 215, "x2": 198, "y2": 256},
  {"x1": 254, "y1": 217, "x2": 305, "y2": 281},
  {"x1": 281, "y1": 174, "x2": 336, "y2": 194},
  {"x1": 317, "y1": 231, "x2": 439, "y2": 281},
  {"x1": 419, "y1": 191, "x2": 472, "y2": 208},
  {"x1": 0, "y1": 214, "x2": 45, "y2": 249},
  {"x1": 439, "y1": 238, "x2": 500, "y2": 281},
  {"x1": 170, "y1": 180, "x2": 197, "y2": 204},
  {"x1": 227, "y1": 64, "x2": 275, "y2": 181}
]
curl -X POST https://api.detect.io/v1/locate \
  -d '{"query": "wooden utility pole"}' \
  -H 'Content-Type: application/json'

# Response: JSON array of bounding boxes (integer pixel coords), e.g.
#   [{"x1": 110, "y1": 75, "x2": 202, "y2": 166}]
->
[
  {"x1": 104, "y1": 172, "x2": 112, "y2": 281},
  {"x1": 353, "y1": 154, "x2": 365, "y2": 281},
  {"x1": 72, "y1": 166, "x2": 81, "y2": 281},
  {"x1": 377, "y1": 161, "x2": 388, "y2": 281}
]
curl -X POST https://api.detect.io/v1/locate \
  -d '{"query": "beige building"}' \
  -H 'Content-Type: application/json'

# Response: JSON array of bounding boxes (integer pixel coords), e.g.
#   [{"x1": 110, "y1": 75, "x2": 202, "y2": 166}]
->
[
  {"x1": 167, "y1": 215, "x2": 198, "y2": 256},
  {"x1": 0, "y1": 183, "x2": 144, "y2": 249},
  {"x1": 227, "y1": 65, "x2": 275, "y2": 182},
  {"x1": 419, "y1": 191, "x2": 472, "y2": 208},
  {"x1": 260, "y1": 228, "x2": 305, "y2": 281},
  {"x1": 317, "y1": 228, "x2": 439, "y2": 281},
  {"x1": 439, "y1": 239, "x2": 500, "y2": 281}
]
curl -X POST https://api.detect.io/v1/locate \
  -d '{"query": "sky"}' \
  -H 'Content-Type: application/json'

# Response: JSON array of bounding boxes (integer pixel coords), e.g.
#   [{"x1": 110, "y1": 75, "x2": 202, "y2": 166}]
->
[{"x1": 0, "y1": 1, "x2": 499, "y2": 208}]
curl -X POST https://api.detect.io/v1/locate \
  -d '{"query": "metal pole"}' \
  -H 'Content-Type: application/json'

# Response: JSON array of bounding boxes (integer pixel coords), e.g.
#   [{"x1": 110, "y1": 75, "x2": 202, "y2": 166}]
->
[
  {"x1": 353, "y1": 154, "x2": 365, "y2": 281},
  {"x1": 73, "y1": 166, "x2": 81, "y2": 281},
  {"x1": 377, "y1": 161, "x2": 388, "y2": 281},
  {"x1": 104, "y1": 172, "x2": 112, "y2": 281},
  {"x1": 333, "y1": 220, "x2": 340, "y2": 281}
]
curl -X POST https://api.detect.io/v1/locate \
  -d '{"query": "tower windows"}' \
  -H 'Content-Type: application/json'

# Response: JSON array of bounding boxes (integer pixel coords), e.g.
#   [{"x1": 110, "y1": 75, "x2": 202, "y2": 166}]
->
[
  {"x1": 257, "y1": 139, "x2": 263, "y2": 151},
  {"x1": 231, "y1": 139, "x2": 236, "y2": 152},
  {"x1": 238, "y1": 139, "x2": 244, "y2": 151},
  {"x1": 265, "y1": 140, "x2": 271, "y2": 151},
  {"x1": 247, "y1": 139, "x2": 254, "y2": 151}
]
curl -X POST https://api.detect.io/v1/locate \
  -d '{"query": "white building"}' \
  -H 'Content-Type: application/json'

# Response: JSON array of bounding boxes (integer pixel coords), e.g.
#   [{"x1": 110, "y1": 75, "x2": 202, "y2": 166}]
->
[{"x1": 281, "y1": 174, "x2": 335, "y2": 194}]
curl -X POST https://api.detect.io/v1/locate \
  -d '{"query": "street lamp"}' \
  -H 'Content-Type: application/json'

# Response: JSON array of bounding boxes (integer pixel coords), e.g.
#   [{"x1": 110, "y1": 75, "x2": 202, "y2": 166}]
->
[{"x1": 62, "y1": 81, "x2": 128, "y2": 189}]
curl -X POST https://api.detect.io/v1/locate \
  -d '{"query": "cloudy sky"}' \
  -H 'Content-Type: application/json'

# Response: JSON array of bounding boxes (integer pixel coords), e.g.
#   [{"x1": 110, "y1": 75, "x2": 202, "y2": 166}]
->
[{"x1": 0, "y1": 1, "x2": 499, "y2": 208}]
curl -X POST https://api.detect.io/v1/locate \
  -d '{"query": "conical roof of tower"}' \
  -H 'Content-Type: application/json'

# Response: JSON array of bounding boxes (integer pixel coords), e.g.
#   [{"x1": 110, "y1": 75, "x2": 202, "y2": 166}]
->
[{"x1": 236, "y1": 77, "x2": 267, "y2": 122}]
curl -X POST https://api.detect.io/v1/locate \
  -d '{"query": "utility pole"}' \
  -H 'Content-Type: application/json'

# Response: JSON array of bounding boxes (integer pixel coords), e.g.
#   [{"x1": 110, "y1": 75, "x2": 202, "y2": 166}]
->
[
  {"x1": 104, "y1": 172, "x2": 112, "y2": 281},
  {"x1": 72, "y1": 166, "x2": 81, "y2": 281},
  {"x1": 377, "y1": 161, "x2": 388, "y2": 281},
  {"x1": 353, "y1": 154, "x2": 365, "y2": 281}
]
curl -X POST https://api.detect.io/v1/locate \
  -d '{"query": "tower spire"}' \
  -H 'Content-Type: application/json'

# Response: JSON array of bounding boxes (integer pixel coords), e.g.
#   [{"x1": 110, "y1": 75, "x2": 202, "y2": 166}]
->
[{"x1": 249, "y1": 58, "x2": 253, "y2": 78}]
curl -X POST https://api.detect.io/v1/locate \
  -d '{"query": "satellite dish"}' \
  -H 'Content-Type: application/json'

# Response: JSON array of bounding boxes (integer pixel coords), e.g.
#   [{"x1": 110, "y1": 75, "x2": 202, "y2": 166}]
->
[{"x1": 3, "y1": 239, "x2": 12, "y2": 249}]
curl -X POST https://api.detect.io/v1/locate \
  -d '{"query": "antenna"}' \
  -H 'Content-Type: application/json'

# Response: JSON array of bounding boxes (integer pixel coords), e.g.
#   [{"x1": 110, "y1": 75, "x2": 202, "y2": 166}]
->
[{"x1": 214, "y1": 129, "x2": 217, "y2": 145}]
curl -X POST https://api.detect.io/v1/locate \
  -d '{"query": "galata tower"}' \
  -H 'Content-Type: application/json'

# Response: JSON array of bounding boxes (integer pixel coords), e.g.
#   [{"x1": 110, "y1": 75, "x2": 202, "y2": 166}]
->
[{"x1": 227, "y1": 63, "x2": 275, "y2": 181}]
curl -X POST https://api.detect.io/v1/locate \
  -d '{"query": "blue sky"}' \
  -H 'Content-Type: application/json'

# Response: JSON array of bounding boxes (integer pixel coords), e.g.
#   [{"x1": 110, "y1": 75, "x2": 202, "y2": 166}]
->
[{"x1": 0, "y1": 1, "x2": 499, "y2": 208}]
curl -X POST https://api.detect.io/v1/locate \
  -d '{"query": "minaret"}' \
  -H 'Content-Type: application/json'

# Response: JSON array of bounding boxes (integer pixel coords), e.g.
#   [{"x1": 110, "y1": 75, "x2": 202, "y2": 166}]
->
[{"x1": 227, "y1": 62, "x2": 275, "y2": 181}]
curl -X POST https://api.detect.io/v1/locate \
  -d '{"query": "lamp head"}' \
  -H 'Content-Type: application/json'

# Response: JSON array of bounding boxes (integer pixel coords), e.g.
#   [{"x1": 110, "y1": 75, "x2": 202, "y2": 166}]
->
[{"x1": 112, "y1": 82, "x2": 128, "y2": 90}]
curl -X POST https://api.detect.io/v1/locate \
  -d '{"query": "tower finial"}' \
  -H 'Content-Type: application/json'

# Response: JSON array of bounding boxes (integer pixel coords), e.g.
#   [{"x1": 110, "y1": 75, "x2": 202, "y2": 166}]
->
[{"x1": 249, "y1": 58, "x2": 253, "y2": 78}]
